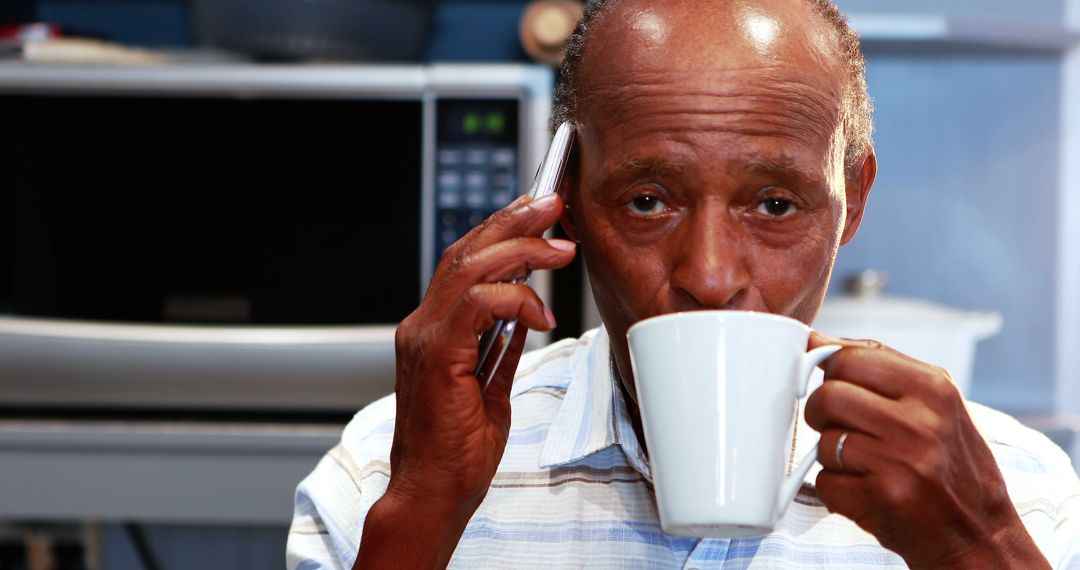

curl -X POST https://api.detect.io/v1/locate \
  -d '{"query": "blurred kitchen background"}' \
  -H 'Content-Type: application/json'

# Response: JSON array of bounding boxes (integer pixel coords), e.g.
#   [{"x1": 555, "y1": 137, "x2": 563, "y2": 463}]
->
[{"x1": 0, "y1": 0, "x2": 1077, "y2": 568}]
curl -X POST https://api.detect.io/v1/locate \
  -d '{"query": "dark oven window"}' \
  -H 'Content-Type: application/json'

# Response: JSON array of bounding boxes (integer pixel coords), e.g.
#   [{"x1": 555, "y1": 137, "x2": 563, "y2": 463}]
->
[{"x1": 0, "y1": 95, "x2": 423, "y2": 325}]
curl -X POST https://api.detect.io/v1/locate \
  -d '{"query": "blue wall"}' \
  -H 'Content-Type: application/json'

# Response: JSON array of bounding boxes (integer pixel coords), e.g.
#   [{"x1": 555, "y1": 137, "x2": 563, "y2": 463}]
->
[
  {"x1": 835, "y1": 0, "x2": 1068, "y2": 22},
  {"x1": 833, "y1": 49, "x2": 1063, "y2": 413}
]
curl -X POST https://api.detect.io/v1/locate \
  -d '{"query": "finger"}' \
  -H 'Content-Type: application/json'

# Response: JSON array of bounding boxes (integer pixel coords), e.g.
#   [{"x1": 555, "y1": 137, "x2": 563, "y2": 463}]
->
[
  {"x1": 809, "y1": 332, "x2": 931, "y2": 400},
  {"x1": 815, "y1": 470, "x2": 878, "y2": 527},
  {"x1": 448, "y1": 283, "x2": 554, "y2": 339},
  {"x1": 804, "y1": 378, "x2": 902, "y2": 438},
  {"x1": 439, "y1": 194, "x2": 565, "y2": 269},
  {"x1": 817, "y1": 428, "x2": 879, "y2": 475},
  {"x1": 452, "y1": 237, "x2": 577, "y2": 286},
  {"x1": 482, "y1": 326, "x2": 529, "y2": 435}
]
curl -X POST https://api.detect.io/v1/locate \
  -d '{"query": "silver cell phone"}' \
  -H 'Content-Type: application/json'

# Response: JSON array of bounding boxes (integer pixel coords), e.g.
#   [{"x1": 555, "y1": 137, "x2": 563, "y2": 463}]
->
[{"x1": 474, "y1": 121, "x2": 576, "y2": 390}]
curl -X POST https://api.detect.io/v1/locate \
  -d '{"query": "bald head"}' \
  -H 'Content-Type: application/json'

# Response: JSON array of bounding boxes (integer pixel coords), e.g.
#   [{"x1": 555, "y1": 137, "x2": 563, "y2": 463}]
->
[
  {"x1": 552, "y1": 0, "x2": 872, "y2": 168},
  {"x1": 551, "y1": 0, "x2": 878, "y2": 420}
]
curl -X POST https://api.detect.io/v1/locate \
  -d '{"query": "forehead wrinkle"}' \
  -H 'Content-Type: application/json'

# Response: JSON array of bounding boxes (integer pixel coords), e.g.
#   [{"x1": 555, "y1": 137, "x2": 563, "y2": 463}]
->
[
  {"x1": 583, "y1": 73, "x2": 841, "y2": 139},
  {"x1": 587, "y1": 103, "x2": 838, "y2": 151},
  {"x1": 599, "y1": 122, "x2": 834, "y2": 161},
  {"x1": 586, "y1": 66, "x2": 837, "y2": 93}
]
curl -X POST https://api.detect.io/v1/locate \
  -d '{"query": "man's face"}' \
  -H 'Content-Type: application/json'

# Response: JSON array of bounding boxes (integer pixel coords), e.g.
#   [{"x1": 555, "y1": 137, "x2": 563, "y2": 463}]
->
[{"x1": 563, "y1": 0, "x2": 874, "y2": 394}]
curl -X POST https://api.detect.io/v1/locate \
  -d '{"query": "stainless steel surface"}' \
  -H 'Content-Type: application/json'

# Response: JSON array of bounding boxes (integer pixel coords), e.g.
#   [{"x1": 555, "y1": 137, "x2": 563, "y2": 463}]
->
[
  {"x1": 0, "y1": 62, "x2": 554, "y2": 99},
  {"x1": 0, "y1": 419, "x2": 341, "y2": 524},
  {"x1": 0, "y1": 62, "x2": 427, "y2": 97},
  {"x1": 421, "y1": 89, "x2": 438, "y2": 301},
  {"x1": 0, "y1": 316, "x2": 396, "y2": 410}
]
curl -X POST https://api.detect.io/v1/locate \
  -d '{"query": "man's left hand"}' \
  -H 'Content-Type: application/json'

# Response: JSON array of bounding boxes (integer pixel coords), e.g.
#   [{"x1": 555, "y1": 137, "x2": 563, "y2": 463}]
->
[{"x1": 804, "y1": 332, "x2": 1050, "y2": 569}]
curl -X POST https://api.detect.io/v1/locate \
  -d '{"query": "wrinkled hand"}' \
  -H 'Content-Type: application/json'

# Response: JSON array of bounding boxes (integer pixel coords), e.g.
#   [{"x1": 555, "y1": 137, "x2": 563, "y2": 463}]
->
[
  {"x1": 805, "y1": 332, "x2": 1048, "y2": 569},
  {"x1": 385, "y1": 193, "x2": 575, "y2": 518}
]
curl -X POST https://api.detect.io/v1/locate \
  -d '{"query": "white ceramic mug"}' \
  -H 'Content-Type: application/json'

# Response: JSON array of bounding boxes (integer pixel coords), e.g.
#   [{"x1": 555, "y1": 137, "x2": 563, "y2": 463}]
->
[{"x1": 627, "y1": 310, "x2": 841, "y2": 538}]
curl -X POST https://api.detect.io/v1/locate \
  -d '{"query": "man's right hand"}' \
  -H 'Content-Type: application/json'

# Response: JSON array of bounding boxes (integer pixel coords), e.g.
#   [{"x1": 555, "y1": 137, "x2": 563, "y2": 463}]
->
[{"x1": 355, "y1": 193, "x2": 576, "y2": 569}]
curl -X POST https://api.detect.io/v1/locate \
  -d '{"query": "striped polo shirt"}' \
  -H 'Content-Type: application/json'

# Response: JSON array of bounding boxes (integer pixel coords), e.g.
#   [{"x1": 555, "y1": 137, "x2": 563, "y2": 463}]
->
[{"x1": 287, "y1": 327, "x2": 1080, "y2": 569}]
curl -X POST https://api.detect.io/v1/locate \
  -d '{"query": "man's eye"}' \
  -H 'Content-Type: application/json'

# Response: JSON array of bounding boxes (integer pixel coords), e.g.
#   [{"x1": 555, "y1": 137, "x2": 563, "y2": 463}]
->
[
  {"x1": 757, "y1": 198, "x2": 798, "y2": 218},
  {"x1": 627, "y1": 195, "x2": 668, "y2": 216}
]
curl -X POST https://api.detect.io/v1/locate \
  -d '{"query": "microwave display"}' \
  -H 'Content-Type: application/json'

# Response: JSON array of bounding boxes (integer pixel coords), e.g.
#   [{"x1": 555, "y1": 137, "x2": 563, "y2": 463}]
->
[
  {"x1": 434, "y1": 99, "x2": 519, "y2": 256},
  {"x1": 0, "y1": 95, "x2": 429, "y2": 324}
]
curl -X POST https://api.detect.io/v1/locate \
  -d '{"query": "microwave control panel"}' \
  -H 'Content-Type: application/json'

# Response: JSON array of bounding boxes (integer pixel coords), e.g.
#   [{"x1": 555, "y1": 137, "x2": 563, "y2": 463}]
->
[{"x1": 434, "y1": 99, "x2": 521, "y2": 259}]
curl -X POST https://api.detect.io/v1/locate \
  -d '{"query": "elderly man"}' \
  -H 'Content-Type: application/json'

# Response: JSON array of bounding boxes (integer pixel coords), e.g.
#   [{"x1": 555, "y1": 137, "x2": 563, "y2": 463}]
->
[{"x1": 287, "y1": 0, "x2": 1080, "y2": 567}]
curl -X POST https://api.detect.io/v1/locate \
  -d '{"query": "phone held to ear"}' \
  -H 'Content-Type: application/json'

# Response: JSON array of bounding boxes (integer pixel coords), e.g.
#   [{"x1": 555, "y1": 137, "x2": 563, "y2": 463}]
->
[{"x1": 474, "y1": 121, "x2": 576, "y2": 390}]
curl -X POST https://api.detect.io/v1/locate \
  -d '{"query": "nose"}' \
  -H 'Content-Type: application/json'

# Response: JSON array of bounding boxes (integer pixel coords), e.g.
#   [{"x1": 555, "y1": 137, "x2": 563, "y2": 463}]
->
[{"x1": 668, "y1": 209, "x2": 752, "y2": 310}]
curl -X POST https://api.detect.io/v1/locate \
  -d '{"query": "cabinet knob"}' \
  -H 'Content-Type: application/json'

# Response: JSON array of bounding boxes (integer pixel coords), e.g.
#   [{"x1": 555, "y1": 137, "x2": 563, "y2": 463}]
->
[{"x1": 520, "y1": 0, "x2": 585, "y2": 66}]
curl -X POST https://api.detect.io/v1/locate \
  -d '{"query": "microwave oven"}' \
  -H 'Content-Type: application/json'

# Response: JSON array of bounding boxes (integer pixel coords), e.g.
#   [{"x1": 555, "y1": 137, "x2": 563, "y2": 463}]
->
[{"x1": 0, "y1": 62, "x2": 574, "y2": 416}]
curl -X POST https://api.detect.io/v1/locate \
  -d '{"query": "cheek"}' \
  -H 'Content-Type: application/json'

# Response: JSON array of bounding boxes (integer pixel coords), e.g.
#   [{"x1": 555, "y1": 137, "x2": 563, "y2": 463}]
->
[
  {"x1": 750, "y1": 214, "x2": 842, "y2": 322},
  {"x1": 577, "y1": 205, "x2": 669, "y2": 328}
]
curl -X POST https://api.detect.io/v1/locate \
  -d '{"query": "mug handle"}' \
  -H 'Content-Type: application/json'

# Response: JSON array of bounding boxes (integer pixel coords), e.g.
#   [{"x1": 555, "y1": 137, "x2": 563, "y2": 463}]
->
[{"x1": 775, "y1": 344, "x2": 843, "y2": 518}]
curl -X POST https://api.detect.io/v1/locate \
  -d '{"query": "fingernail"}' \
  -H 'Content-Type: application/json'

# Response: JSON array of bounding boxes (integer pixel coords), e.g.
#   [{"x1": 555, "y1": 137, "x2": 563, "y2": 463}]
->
[
  {"x1": 508, "y1": 194, "x2": 532, "y2": 210},
  {"x1": 544, "y1": 306, "x2": 557, "y2": 329},
  {"x1": 547, "y1": 239, "x2": 576, "y2": 252},
  {"x1": 529, "y1": 193, "x2": 559, "y2": 210}
]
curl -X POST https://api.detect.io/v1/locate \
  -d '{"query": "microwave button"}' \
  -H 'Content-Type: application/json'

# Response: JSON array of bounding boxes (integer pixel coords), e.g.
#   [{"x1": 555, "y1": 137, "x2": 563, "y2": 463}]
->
[
  {"x1": 438, "y1": 149, "x2": 464, "y2": 166},
  {"x1": 439, "y1": 170, "x2": 463, "y2": 190},
  {"x1": 465, "y1": 148, "x2": 489, "y2": 166},
  {"x1": 439, "y1": 192, "x2": 462, "y2": 208},
  {"x1": 465, "y1": 188, "x2": 488, "y2": 209},
  {"x1": 468, "y1": 212, "x2": 485, "y2": 227},
  {"x1": 438, "y1": 171, "x2": 463, "y2": 208},
  {"x1": 442, "y1": 212, "x2": 458, "y2": 227},
  {"x1": 465, "y1": 171, "x2": 487, "y2": 191},
  {"x1": 491, "y1": 147, "x2": 515, "y2": 168},
  {"x1": 441, "y1": 229, "x2": 458, "y2": 246}
]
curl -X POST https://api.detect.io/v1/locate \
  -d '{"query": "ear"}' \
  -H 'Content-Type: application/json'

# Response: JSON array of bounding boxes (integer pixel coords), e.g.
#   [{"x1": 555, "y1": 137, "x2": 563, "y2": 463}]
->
[
  {"x1": 557, "y1": 153, "x2": 581, "y2": 242},
  {"x1": 840, "y1": 149, "x2": 877, "y2": 246}
]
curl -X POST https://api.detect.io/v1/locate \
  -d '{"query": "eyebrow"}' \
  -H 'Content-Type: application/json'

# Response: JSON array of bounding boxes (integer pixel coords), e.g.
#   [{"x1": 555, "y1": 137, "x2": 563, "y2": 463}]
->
[
  {"x1": 597, "y1": 152, "x2": 820, "y2": 189},
  {"x1": 744, "y1": 154, "x2": 817, "y2": 183},
  {"x1": 592, "y1": 155, "x2": 690, "y2": 191},
  {"x1": 623, "y1": 156, "x2": 689, "y2": 178}
]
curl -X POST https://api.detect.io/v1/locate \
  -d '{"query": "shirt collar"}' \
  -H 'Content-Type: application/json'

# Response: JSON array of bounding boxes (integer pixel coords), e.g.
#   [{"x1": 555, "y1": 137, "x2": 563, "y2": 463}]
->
[
  {"x1": 539, "y1": 326, "x2": 651, "y2": 476},
  {"x1": 539, "y1": 325, "x2": 820, "y2": 487}
]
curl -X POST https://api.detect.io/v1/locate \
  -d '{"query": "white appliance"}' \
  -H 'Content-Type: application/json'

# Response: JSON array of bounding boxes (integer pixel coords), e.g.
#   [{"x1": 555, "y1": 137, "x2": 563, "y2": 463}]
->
[{"x1": 814, "y1": 270, "x2": 1002, "y2": 397}]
